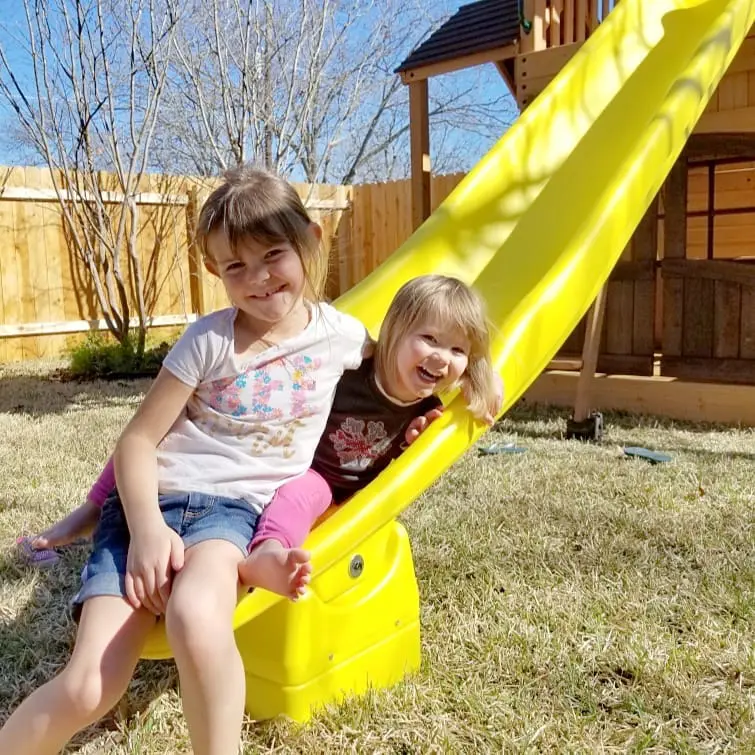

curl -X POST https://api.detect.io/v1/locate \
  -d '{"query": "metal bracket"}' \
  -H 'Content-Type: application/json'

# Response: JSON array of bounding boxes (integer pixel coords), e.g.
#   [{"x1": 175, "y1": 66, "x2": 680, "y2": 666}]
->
[{"x1": 566, "y1": 412, "x2": 604, "y2": 442}]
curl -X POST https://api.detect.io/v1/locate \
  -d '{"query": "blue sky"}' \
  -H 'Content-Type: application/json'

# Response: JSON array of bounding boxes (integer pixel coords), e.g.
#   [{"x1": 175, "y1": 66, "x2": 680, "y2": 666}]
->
[{"x1": 0, "y1": 1, "x2": 517, "y2": 174}]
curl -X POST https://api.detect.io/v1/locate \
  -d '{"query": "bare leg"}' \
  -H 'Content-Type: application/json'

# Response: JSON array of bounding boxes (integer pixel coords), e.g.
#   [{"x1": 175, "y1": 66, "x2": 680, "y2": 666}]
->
[
  {"x1": 238, "y1": 539, "x2": 311, "y2": 599},
  {"x1": 30, "y1": 500, "x2": 102, "y2": 549},
  {"x1": 0, "y1": 596, "x2": 155, "y2": 755},
  {"x1": 165, "y1": 540, "x2": 246, "y2": 755}
]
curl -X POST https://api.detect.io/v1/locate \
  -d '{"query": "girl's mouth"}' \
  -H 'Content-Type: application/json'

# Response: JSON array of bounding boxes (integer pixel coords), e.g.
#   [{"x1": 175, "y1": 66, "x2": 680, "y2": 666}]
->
[
  {"x1": 252, "y1": 285, "x2": 286, "y2": 299},
  {"x1": 417, "y1": 365, "x2": 442, "y2": 383}
]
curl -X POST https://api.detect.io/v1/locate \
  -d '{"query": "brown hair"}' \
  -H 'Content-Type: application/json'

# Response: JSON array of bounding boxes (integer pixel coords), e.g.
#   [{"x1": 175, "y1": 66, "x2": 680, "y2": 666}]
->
[
  {"x1": 196, "y1": 165, "x2": 326, "y2": 300},
  {"x1": 374, "y1": 274, "x2": 498, "y2": 420}
]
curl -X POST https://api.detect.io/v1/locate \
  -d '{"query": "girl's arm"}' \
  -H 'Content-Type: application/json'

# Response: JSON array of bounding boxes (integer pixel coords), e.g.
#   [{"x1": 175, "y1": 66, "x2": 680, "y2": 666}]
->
[{"x1": 115, "y1": 368, "x2": 195, "y2": 615}]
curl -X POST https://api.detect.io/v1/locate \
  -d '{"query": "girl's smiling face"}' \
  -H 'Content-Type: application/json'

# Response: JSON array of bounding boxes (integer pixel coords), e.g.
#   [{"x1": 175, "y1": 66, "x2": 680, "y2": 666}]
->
[
  {"x1": 387, "y1": 318, "x2": 470, "y2": 402},
  {"x1": 205, "y1": 230, "x2": 307, "y2": 326}
]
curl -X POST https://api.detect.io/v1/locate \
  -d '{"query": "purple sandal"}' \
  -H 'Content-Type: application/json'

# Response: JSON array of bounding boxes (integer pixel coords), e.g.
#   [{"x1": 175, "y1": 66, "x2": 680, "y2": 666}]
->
[{"x1": 16, "y1": 536, "x2": 60, "y2": 568}]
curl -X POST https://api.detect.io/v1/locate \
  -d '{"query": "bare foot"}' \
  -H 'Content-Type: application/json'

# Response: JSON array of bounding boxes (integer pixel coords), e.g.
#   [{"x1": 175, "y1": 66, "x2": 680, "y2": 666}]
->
[
  {"x1": 31, "y1": 500, "x2": 101, "y2": 550},
  {"x1": 238, "y1": 540, "x2": 312, "y2": 600}
]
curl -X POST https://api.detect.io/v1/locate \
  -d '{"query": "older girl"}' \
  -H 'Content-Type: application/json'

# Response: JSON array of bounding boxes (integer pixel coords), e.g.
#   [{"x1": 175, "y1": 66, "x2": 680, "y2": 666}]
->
[{"x1": 0, "y1": 165, "x2": 368, "y2": 755}]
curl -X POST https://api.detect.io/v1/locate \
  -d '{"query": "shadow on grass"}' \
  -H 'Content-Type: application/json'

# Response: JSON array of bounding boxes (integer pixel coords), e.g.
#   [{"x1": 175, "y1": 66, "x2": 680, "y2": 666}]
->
[
  {"x1": 0, "y1": 373, "x2": 152, "y2": 417},
  {"x1": 0, "y1": 544, "x2": 176, "y2": 749}
]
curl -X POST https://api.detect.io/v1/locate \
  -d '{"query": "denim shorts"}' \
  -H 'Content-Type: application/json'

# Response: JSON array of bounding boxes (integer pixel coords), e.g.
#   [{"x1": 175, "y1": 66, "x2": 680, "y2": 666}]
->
[{"x1": 72, "y1": 490, "x2": 259, "y2": 610}]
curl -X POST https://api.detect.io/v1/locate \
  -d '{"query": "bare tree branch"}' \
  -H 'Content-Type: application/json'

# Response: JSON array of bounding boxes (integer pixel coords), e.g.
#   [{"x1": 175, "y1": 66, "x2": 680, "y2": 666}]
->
[{"x1": 0, "y1": 0, "x2": 180, "y2": 354}]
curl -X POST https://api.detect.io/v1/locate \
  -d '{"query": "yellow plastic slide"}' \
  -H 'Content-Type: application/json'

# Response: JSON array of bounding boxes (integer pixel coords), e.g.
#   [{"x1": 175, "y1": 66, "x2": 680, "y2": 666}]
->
[{"x1": 142, "y1": 0, "x2": 755, "y2": 721}]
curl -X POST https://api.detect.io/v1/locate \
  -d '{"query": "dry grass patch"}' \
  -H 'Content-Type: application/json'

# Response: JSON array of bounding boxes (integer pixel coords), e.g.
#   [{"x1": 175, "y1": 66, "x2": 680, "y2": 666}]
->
[{"x1": 1, "y1": 361, "x2": 754, "y2": 753}]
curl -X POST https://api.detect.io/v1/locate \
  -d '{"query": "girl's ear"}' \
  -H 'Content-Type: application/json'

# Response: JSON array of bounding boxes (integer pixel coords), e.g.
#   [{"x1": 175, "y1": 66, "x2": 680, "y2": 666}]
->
[
  {"x1": 204, "y1": 257, "x2": 219, "y2": 278},
  {"x1": 309, "y1": 222, "x2": 323, "y2": 241}
]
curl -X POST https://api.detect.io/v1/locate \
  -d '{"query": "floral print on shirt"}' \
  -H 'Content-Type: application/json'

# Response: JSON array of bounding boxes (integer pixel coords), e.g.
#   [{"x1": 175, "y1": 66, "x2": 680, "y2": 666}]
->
[{"x1": 330, "y1": 417, "x2": 392, "y2": 471}]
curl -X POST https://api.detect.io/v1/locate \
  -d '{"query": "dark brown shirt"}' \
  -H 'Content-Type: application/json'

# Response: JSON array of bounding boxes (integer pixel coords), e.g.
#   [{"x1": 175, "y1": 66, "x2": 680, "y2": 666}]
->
[{"x1": 312, "y1": 357, "x2": 441, "y2": 501}]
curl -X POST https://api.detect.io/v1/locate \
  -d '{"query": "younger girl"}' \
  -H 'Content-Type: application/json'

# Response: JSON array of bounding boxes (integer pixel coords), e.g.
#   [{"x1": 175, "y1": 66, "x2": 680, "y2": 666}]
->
[
  {"x1": 239, "y1": 273, "x2": 498, "y2": 594},
  {"x1": 19, "y1": 275, "x2": 500, "y2": 600},
  {"x1": 0, "y1": 165, "x2": 369, "y2": 755}
]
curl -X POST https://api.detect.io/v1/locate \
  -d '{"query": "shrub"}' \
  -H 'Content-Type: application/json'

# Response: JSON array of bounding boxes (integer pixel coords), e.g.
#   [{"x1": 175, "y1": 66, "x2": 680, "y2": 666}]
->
[{"x1": 66, "y1": 333, "x2": 173, "y2": 380}]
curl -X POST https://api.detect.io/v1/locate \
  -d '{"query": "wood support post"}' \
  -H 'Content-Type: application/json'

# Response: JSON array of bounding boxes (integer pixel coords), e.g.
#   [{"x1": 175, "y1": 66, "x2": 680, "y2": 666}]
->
[
  {"x1": 409, "y1": 79, "x2": 431, "y2": 230},
  {"x1": 662, "y1": 154, "x2": 689, "y2": 359},
  {"x1": 573, "y1": 284, "x2": 608, "y2": 421}
]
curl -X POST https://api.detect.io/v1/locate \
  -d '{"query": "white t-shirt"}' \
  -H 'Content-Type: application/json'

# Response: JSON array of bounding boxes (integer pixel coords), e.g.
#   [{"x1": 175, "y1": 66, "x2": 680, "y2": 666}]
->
[{"x1": 157, "y1": 302, "x2": 367, "y2": 511}]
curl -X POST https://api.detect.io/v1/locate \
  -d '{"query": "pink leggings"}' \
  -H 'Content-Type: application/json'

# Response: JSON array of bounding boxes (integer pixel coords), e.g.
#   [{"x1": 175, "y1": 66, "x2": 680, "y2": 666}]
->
[
  {"x1": 90, "y1": 459, "x2": 334, "y2": 551},
  {"x1": 249, "y1": 468, "x2": 333, "y2": 550}
]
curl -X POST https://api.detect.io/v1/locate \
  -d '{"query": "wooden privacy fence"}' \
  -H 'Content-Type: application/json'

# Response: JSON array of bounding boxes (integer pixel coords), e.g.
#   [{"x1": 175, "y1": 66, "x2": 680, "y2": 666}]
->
[
  {"x1": 0, "y1": 168, "x2": 349, "y2": 363},
  {"x1": 1, "y1": 164, "x2": 754, "y2": 384}
]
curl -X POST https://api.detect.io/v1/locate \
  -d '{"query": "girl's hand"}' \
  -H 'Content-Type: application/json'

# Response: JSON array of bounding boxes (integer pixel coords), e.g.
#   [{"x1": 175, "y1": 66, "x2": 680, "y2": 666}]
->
[
  {"x1": 405, "y1": 407, "x2": 445, "y2": 445},
  {"x1": 125, "y1": 525, "x2": 185, "y2": 615}
]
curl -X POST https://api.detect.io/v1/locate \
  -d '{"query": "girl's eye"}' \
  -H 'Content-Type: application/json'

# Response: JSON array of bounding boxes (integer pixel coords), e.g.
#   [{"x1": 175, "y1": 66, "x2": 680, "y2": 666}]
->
[
  {"x1": 265, "y1": 249, "x2": 283, "y2": 260},
  {"x1": 452, "y1": 347, "x2": 467, "y2": 356},
  {"x1": 226, "y1": 262, "x2": 244, "y2": 273},
  {"x1": 422, "y1": 334, "x2": 437, "y2": 344}
]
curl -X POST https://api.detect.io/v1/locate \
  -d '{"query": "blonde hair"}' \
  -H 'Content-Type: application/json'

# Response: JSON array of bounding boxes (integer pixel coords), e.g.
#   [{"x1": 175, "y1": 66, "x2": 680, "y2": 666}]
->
[
  {"x1": 374, "y1": 275, "x2": 497, "y2": 420},
  {"x1": 196, "y1": 165, "x2": 327, "y2": 300}
]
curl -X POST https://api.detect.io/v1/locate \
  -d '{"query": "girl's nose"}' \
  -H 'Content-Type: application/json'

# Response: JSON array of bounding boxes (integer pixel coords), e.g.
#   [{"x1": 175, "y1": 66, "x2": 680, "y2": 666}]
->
[
  {"x1": 247, "y1": 262, "x2": 269, "y2": 283},
  {"x1": 430, "y1": 348, "x2": 449, "y2": 365}
]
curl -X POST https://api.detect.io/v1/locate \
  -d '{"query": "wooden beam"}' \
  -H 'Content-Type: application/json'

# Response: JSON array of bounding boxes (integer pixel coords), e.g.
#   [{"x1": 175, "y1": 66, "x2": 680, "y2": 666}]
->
[
  {"x1": 0, "y1": 185, "x2": 345, "y2": 210},
  {"x1": 611, "y1": 260, "x2": 656, "y2": 280},
  {"x1": 694, "y1": 106, "x2": 755, "y2": 133},
  {"x1": 662, "y1": 357, "x2": 755, "y2": 385},
  {"x1": 494, "y1": 59, "x2": 516, "y2": 97},
  {"x1": 548, "y1": 357, "x2": 583, "y2": 370},
  {"x1": 0, "y1": 186, "x2": 188, "y2": 205},
  {"x1": 575, "y1": 0, "x2": 587, "y2": 42},
  {"x1": 563, "y1": 0, "x2": 574, "y2": 44},
  {"x1": 687, "y1": 133, "x2": 755, "y2": 161},
  {"x1": 409, "y1": 79, "x2": 431, "y2": 230},
  {"x1": 516, "y1": 42, "x2": 583, "y2": 106},
  {"x1": 549, "y1": 0, "x2": 562, "y2": 48},
  {"x1": 664, "y1": 155, "x2": 688, "y2": 262},
  {"x1": 533, "y1": 0, "x2": 547, "y2": 52},
  {"x1": 662, "y1": 258, "x2": 755, "y2": 287},
  {"x1": 573, "y1": 284, "x2": 608, "y2": 421},
  {"x1": 718, "y1": 35, "x2": 755, "y2": 76},
  {"x1": 0, "y1": 313, "x2": 197, "y2": 339},
  {"x1": 547, "y1": 354, "x2": 654, "y2": 374},
  {"x1": 399, "y1": 43, "x2": 518, "y2": 83},
  {"x1": 662, "y1": 154, "x2": 688, "y2": 359},
  {"x1": 525, "y1": 371, "x2": 755, "y2": 427},
  {"x1": 516, "y1": 42, "x2": 583, "y2": 81}
]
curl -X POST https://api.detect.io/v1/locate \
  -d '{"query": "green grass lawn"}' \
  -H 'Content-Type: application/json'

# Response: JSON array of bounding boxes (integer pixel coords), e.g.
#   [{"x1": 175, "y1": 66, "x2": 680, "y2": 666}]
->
[{"x1": 1, "y1": 360, "x2": 754, "y2": 753}]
